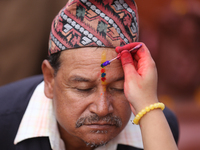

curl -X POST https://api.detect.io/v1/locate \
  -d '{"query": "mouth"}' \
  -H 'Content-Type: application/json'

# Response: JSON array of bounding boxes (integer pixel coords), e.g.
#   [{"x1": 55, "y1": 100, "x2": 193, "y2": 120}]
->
[
  {"x1": 87, "y1": 121, "x2": 116, "y2": 126},
  {"x1": 76, "y1": 114, "x2": 122, "y2": 128},
  {"x1": 84, "y1": 122, "x2": 116, "y2": 130}
]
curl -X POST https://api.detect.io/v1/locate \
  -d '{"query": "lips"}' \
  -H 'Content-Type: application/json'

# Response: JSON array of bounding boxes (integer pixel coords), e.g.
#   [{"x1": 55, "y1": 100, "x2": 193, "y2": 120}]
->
[
  {"x1": 86, "y1": 121, "x2": 116, "y2": 126},
  {"x1": 76, "y1": 114, "x2": 122, "y2": 128},
  {"x1": 85, "y1": 121, "x2": 117, "y2": 128},
  {"x1": 85, "y1": 123, "x2": 115, "y2": 131}
]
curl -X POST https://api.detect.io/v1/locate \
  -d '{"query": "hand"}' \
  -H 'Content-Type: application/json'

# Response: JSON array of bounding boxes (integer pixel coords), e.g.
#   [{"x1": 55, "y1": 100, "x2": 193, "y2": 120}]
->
[
  {"x1": 116, "y1": 42, "x2": 158, "y2": 114},
  {"x1": 116, "y1": 43, "x2": 178, "y2": 150}
]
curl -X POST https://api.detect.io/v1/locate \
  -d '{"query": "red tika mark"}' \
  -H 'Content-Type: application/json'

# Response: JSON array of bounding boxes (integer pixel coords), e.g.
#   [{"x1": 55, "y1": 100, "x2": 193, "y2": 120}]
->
[
  {"x1": 101, "y1": 68, "x2": 105, "y2": 73},
  {"x1": 101, "y1": 77, "x2": 106, "y2": 82}
]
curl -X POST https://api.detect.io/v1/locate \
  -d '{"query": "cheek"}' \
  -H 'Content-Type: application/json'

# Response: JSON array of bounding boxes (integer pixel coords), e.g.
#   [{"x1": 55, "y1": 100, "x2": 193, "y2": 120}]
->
[
  {"x1": 113, "y1": 96, "x2": 132, "y2": 127},
  {"x1": 52, "y1": 84, "x2": 88, "y2": 133},
  {"x1": 120, "y1": 102, "x2": 132, "y2": 125},
  {"x1": 52, "y1": 96, "x2": 77, "y2": 133}
]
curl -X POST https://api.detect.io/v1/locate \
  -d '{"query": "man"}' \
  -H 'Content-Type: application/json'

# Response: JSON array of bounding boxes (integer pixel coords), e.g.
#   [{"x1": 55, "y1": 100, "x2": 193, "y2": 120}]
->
[{"x1": 0, "y1": 0, "x2": 179, "y2": 150}]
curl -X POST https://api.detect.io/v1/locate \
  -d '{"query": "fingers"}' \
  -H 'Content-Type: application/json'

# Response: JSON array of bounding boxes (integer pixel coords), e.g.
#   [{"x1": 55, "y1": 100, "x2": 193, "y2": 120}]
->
[
  {"x1": 116, "y1": 43, "x2": 158, "y2": 115},
  {"x1": 115, "y1": 42, "x2": 140, "y2": 53},
  {"x1": 119, "y1": 43, "x2": 144, "y2": 77},
  {"x1": 115, "y1": 42, "x2": 150, "y2": 64},
  {"x1": 117, "y1": 42, "x2": 155, "y2": 76},
  {"x1": 115, "y1": 42, "x2": 152, "y2": 60},
  {"x1": 135, "y1": 43, "x2": 152, "y2": 60},
  {"x1": 120, "y1": 50, "x2": 134, "y2": 66},
  {"x1": 120, "y1": 50, "x2": 138, "y2": 77}
]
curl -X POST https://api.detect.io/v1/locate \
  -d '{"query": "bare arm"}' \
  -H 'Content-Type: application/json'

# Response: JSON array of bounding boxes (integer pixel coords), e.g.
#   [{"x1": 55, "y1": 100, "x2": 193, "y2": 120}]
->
[{"x1": 117, "y1": 42, "x2": 178, "y2": 150}]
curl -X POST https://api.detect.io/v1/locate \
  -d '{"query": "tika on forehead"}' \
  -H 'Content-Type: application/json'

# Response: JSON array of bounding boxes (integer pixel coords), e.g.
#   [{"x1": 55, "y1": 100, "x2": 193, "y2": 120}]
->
[
  {"x1": 48, "y1": 0, "x2": 139, "y2": 55},
  {"x1": 101, "y1": 50, "x2": 107, "y2": 88}
]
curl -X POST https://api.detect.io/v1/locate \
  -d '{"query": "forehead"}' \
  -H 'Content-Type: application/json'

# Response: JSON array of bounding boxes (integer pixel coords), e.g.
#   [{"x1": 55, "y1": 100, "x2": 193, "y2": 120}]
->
[{"x1": 58, "y1": 47, "x2": 124, "y2": 80}]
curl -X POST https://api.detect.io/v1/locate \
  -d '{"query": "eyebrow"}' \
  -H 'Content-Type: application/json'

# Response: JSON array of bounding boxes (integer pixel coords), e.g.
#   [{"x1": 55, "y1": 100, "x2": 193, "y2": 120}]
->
[
  {"x1": 68, "y1": 75, "x2": 124, "y2": 83},
  {"x1": 116, "y1": 76, "x2": 124, "y2": 81},
  {"x1": 69, "y1": 75, "x2": 91, "y2": 82}
]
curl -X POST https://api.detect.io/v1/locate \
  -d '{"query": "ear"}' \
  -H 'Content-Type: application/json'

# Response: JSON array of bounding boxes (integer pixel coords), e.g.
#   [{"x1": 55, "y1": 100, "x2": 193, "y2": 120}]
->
[{"x1": 42, "y1": 60, "x2": 55, "y2": 99}]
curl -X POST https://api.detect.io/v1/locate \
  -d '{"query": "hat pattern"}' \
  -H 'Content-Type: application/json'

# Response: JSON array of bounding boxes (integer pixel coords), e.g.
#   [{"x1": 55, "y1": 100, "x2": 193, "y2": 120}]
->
[{"x1": 49, "y1": 0, "x2": 138, "y2": 55}]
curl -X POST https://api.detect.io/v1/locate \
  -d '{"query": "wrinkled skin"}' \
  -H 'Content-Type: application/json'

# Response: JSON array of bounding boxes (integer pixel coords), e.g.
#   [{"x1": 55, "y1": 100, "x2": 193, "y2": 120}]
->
[{"x1": 42, "y1": 47, "x2": 132, "y2": 150}]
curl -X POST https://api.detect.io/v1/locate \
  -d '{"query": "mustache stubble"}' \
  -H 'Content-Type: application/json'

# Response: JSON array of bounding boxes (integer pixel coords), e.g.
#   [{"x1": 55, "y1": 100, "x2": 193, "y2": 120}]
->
[{"x1": 76, "y1": 113, "x2": 122, "y2": 128}]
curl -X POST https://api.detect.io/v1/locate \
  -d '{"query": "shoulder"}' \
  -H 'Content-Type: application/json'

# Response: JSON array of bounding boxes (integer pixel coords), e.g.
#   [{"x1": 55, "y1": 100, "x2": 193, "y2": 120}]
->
[
  {"x1": 15, "y1": 137, "x2": 52, "y2": 150},
  {"x1": 0, "y1": 75, "x2": 44, "y2": 149},
  {"x1": 163, "y1": 107, "x2": 179, "y2": 144},
  {"x1": 117, "y1": 144, "x2": 143, "y2": 150},
  {"x1": 0, "y1": 75, "x2": 44, "y2": 114}
]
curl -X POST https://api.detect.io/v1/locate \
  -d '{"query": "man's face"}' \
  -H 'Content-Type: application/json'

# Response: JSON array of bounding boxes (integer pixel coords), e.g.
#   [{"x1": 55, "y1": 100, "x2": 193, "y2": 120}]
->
[{"x1": 48, "y1": 47, "x2": 131, "y2": 147}]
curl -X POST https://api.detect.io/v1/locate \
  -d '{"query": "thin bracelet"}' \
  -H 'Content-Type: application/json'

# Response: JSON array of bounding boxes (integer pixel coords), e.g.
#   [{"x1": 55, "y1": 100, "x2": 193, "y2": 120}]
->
[{"x1": 133, "y1": 102, "x2": 165, "y2": 125}]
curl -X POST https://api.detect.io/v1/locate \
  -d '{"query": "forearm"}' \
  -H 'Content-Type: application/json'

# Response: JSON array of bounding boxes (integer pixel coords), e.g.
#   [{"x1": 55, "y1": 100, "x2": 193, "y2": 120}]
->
[
  {"x1": 139, "y1": 105, "x2": 178, "y2": 150},
  {"x1": 117, "y1": 43, "x2": 178, "y2": 150}
]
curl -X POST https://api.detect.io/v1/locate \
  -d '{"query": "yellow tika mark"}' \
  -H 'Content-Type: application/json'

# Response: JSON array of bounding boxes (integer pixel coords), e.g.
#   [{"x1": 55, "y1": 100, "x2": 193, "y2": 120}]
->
[{"x1": 101, "y1": 50, "x2": 107, "y2": 91}]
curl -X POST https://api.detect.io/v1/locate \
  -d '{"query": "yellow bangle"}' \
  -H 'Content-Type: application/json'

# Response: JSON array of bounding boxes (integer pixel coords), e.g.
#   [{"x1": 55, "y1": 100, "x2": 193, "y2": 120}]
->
[{"x1": 133, "y1": 102, "x2": 165, "y2": 125}]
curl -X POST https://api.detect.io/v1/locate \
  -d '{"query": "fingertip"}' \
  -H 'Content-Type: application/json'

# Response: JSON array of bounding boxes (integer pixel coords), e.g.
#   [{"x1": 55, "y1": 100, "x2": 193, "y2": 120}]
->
[
  {"x1": 120, "y1": 50, "x2": 138, "y2": 80},
  {"x1": 115, "y1": 46, "x2": 121, "y2": 53},
  {"x1": 115, "y1": 42, "x2": 140, "y2": 53}
]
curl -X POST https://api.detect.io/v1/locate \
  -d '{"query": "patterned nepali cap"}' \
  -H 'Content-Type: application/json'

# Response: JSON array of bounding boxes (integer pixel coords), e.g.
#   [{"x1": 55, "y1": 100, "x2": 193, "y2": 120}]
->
[{"x1": 49, "y1": 0, "x2": 139, "y2": 55}]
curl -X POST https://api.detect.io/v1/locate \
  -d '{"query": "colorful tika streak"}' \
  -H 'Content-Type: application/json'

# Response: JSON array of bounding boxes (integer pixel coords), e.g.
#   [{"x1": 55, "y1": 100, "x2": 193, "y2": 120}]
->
[
  {"x1": 101, "y1": 50, "x2": 107, "y2": 91},
  {"x1": 101, "y1": 44, "x2": 142, "y2": 67}
]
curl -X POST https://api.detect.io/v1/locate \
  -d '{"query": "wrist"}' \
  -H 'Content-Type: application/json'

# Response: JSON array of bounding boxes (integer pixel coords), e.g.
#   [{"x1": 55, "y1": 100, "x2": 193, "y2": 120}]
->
[
  {"x1": 133, "y1": 102, "x2": 165, "y2": 125},
  {"x1": 132, "y1": 97, "x2": 159, "y2": 114}
]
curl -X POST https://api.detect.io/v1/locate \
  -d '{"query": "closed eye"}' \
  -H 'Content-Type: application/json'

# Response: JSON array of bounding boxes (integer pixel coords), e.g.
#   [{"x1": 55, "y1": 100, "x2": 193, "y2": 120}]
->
[
  {"x1": 110, "y1": 88, "x2": 124, "y2": 92},
  {"x1": 76, "y1": 88, "x2": 94, "y2": 92}
]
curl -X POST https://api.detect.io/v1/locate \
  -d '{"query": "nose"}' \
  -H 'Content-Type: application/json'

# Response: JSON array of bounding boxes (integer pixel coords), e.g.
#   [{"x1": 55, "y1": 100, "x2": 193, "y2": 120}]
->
[{"x1": 88, "y1": 91, "x2": 114, "y2": 117}]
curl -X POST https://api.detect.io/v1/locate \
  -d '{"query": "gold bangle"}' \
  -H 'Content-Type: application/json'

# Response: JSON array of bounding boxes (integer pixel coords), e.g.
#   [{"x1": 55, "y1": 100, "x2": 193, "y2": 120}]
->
[{"x1": 133, "y1": 102, "x2": 165, "y2": 125}]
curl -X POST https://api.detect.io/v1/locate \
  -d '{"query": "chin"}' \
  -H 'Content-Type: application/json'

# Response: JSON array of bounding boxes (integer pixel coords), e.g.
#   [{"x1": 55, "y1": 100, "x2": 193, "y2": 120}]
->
[
  {"x1": 81, "y1": 130, "x2": 118, "y2": 148},
  {"x1": 84, "y1": 140, "x2": 109, "y2": 148},
  {"x1": 83, "y1": 135, "x2": 110, "y2": 148}
]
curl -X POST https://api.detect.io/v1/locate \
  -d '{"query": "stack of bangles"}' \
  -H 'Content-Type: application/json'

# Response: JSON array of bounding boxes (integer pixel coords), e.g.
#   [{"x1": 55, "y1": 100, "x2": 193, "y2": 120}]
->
[{"x1": 133, "y1": 102, "x2": 165, "y2": 125}]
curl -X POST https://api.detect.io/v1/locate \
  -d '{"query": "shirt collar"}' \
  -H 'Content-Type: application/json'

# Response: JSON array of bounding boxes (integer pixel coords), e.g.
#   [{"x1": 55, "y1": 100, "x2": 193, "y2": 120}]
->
[
  {"x1": 14, "y1": 82, "x2": 65, "y2": 150},
  {"x1": 14, "y1": 81, "x2": 143, "y2": 150}
]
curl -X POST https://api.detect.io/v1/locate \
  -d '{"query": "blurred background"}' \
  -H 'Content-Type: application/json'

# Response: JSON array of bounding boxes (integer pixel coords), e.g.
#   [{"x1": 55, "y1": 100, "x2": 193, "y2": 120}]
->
[
  {"x1": 0, "y1": 0, "x2": 200, "y2": 149},
  {"x1": 0, "y1": 0, "x2": 67, "y2": 85},
  {"x1": 137, "y1": 0, "x2": 200, "y2": 150}
]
